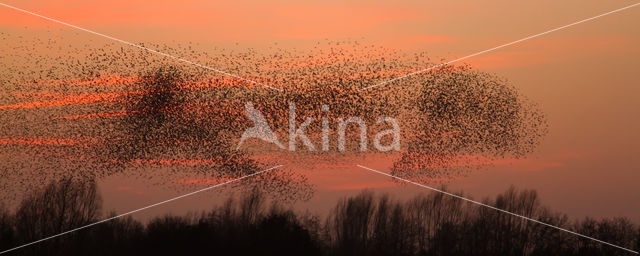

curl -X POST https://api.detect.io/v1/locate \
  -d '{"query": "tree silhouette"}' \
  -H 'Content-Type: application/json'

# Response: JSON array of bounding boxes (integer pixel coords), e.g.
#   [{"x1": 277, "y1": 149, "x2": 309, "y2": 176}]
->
[
  {"x1": 13, "y1": 177, "x2": 101, "y2": 255},
  {"x1": 1, "y1": 178, "x2": 637, "y2": 256},
  {"x1": 0, "y1": 204, "x2": 14, "y2": 252}
]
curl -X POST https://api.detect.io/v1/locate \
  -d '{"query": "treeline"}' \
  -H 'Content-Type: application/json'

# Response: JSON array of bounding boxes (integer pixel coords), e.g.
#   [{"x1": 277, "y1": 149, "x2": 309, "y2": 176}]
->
[{"x1": 0, "y1": 178, "x2": 638, "y2": 255}]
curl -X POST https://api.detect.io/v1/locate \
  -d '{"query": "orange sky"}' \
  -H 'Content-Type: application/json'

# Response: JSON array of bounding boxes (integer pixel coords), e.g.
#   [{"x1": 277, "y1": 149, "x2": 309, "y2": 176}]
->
[{"x1": 1, "y1": 0, "x2": 639, "y2": 222}]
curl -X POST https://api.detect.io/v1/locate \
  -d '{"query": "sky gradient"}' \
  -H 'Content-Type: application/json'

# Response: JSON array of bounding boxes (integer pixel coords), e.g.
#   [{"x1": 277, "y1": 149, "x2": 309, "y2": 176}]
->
[{"x1": 1, "y1": 0, "x2": 639, "y2": 222}]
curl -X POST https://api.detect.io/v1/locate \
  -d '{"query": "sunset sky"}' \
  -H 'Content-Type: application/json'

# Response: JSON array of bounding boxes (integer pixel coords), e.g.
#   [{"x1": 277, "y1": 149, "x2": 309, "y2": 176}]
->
[{"x1": 1, "y1": 0, "x2": 639, "y2": 222}]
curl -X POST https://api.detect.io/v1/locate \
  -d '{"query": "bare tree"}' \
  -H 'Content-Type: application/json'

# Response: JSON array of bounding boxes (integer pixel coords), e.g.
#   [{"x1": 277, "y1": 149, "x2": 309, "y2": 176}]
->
[
  {"x1": 14, "y1": 177, "x2": 101, "y2": 254},
  {"x1": 0, "y1": 204, "x2": 14, "y2": 251}
]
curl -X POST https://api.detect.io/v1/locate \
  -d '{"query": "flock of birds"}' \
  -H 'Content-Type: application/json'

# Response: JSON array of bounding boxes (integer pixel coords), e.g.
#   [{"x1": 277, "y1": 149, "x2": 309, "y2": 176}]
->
[{"x1": 0, "y1": 28, "x2": 547, "y2": 203}]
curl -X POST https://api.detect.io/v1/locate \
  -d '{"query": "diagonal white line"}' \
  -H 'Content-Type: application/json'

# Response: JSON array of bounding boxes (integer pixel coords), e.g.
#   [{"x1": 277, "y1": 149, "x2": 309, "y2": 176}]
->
[
  {"x1": 360, "y1": 2, "x2": 640, "y2": 91},
  {"x1": 356, "y1": 164, "x2": 639, "y2": 254},
  {"x1": 0, "y1": 2, "x2": 283, "y2": 92},
  {"x1": 0, "y1": 164, "x2": 283, "y2": 255}
]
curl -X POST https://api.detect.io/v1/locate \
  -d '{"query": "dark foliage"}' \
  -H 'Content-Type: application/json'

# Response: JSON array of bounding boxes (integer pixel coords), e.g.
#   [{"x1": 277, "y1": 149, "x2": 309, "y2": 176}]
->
[{"x1": 0, "y1": 180, "x2": 637, "y2": 256}]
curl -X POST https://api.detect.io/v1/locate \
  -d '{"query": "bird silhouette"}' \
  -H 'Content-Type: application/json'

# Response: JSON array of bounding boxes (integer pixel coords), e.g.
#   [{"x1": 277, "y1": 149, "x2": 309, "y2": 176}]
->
[{"x1": 236, "y1": 102, "x2": 285, "y2": 150}]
